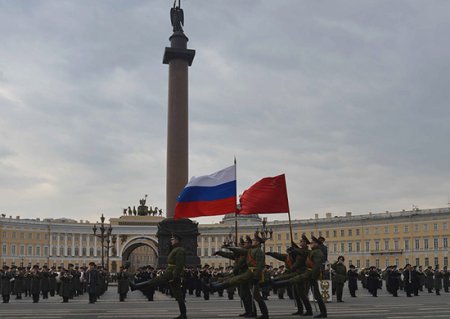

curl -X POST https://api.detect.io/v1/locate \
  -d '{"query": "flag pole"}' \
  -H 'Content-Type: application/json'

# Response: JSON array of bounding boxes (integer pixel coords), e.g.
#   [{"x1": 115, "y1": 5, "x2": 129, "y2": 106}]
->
[
  {"x1": 284, "y1": 175, "x2": 294, "y2": 244},
  {"x1": 234, "y1": 156, "x2": 238, "y2": 246}
]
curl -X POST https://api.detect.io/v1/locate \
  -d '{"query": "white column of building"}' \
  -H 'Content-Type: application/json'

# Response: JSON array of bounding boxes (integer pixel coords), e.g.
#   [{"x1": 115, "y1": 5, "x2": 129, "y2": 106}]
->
[
  {"x1": 57, "y1": 233, "x2": 60, "y2": 256},
  {"x1": 201, "y1": 236, "x2": 204, "y2": 256},
  {"x1": 72, "y1": 233, "x2": 75, "y2": 257},
  {"x1": 94, "y1": 236, "x2": 97, "y2": 257},
  {"x1": 64, "y1": 234, "x2": 68, "y2": 256},
  {"x1": 214, "y1": 236, "x2": 218, "y2": 253},
  {"x1": 116, "y1": 235, "x2": 120, "y2": 257},
  {"x1": 49, "y1": 231, "x2": 53, "y2": 256},
  {"x1": 208, "y1": 236, "x2": 211, "y2": 256},
  {"x1": 87, "y1": 234, "x2": 90, "y2": 258},
  {"x1": 79, "y1": 234, "x2": 82, "y2": 257}
]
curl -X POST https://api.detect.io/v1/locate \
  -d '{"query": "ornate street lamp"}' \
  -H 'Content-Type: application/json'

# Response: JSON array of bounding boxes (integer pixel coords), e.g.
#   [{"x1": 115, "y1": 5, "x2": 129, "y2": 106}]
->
[
  {"x1": 92, "y1": 214, "x2": 113, "y2": 270},
  {"x1": 255, "y1": 217, "x2": 273, "y2": 252}
]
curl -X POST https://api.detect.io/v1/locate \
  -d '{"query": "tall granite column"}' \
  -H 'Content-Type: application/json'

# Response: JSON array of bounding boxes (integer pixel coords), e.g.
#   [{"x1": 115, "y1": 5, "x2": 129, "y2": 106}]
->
[{"x1": 158, "y1": 4, "x2": 200, "y2": 267}]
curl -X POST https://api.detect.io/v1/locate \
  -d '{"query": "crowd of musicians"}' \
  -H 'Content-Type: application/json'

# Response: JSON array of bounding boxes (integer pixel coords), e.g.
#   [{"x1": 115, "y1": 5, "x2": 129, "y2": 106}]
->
[
  {"x1": 0, "y1": 262, "x2": 109, "y2": 304},
  {"x1": 1, "y1": 232, "x2": 449, "y2": 319}
]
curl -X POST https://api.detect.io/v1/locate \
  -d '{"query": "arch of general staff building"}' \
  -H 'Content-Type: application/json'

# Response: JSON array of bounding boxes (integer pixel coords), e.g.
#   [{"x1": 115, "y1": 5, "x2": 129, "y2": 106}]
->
[{"x1": 0, "y1": 208, "x2": 449, "y2": 272}]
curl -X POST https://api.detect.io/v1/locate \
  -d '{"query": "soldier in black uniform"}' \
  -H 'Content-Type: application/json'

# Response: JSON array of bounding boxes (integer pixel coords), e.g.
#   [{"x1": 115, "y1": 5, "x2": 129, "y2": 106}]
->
[
  {"x1": 30, "y1": 265, "x2": 42, "y2": 303},
  {"x1": 347, "y1": 265, "x2": 358, "y2": 297},
  {"x1": 1, "y1": 265, "x2": 12, "y2": 303},
  {"x1": 117, "y1": 266, "x2": 130, "y2": 301}
]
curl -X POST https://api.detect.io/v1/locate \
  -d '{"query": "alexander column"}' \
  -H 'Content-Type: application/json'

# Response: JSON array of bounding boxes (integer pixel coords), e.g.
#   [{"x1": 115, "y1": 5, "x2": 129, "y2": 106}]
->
[{"x1": 157, "y1": 0, "x2": 200, "y2": 266}]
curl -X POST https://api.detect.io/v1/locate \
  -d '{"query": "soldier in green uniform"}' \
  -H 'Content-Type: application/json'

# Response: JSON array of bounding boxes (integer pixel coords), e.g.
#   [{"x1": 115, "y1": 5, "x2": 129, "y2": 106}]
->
[
  {"x1": 130, "y1": 233, "x2": 187, "y2": 319},
  {"x1": 271, "y1": 236, "x2": 327, "y2": 318},
  {"x1": 210, "y1": 234, "x2": 269, "y2": 319},
  {"x1": 214, "y1": 236, "x2": 256, "y2": 317},
  {"x1": 331, "y1": 256, "x2": 347, "y2": 302}
]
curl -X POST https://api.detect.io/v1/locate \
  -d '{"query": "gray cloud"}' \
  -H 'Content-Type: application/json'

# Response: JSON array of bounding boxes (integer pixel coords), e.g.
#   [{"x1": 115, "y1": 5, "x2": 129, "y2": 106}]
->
[{"x1": 0, "y1": 0, "x2": 449, "y2": 222}]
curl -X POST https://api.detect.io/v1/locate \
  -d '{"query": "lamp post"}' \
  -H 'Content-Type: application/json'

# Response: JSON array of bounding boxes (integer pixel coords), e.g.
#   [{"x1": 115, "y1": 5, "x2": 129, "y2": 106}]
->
[
  {"x1": 92, "y1": 214, "x2": 113, "y2": 270},
  {"x1": 255, "y1": 217, "x2": 273, "y2": 253}
]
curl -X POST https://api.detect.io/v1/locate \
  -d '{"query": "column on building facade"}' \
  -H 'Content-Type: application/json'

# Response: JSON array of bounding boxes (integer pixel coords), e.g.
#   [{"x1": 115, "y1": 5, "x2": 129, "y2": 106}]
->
[
  {"x1": 116, "y1": 235, "x2": 120, "y2": 257},
  {"x1": 87, "y1": 234, "x2": 90, "y2": 258},
  {"x1": 64, "y1": 234, "x2": 68, "y2": 256},
  {"x1": 79, "y1": 233, "x2": 82, "y2": 257},
  {"x1": 214, "y1": 236, "x2": 218, "y2": 253},
  {"x1": 72, "y1": 233, "x2": 75, "y2": 257},
  {"x1": 49, "y1": 231, "x2": 53, "y2": 256},
  {"x1": 94, "y1": 236, "x2": 97, "y2": 256},
  {"x1": 57, "y1": 232, "x2": 60, "y2": 256},
  {"x1": 208, "y1": 236, "x2": 211, "y2": 257},
  {"x1": 201, "y1": 236, "x2": 204, "y2": 257}
]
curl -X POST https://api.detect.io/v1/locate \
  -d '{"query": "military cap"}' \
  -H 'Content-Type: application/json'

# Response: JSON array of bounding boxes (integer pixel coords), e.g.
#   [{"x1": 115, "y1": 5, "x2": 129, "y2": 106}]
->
[
  {"x1": 32, "y1": 264, "x2": 39, "y2": 269},
  {"x1": 239, "y1": 237, "x2": 245, "y2": 245},
  {"x1": 68, "y1": 263, "x2": 74, "y2": 267},
  {"x1": 318, "y1": 236, "x2": 326, "y2": 243},
  {"x1": 338, "y1": 255, "x2": 345, "y2": 262},
  {"x1": 2, "y1": 265, "x2": 9, "y2": 270},
  {"x1": 11, "y1": 265, "x2": 17, "y2": 269},
  {"x1": 88, "y1": 262, "x2": 96, "y2": 266},
  {"x1": 171, "y1": 233, "x2": 182, "y2": 241},
  {"x1": 301, "y1": 234, "x2": 311, "y2": 245},
  {"x1": 311, "y1": 235, "x2": 320, "y2": 244},
  {"x1": 245, "y1": 235, "x2": 252, "y2": 243},
  {"x1": 349, "y1": 264, "x2": 355, "y2": 269}
]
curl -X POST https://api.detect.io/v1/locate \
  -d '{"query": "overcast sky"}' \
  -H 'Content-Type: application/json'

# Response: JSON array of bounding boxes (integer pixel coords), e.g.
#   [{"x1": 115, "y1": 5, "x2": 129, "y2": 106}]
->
[{"x1": 1, "y1": 0, "x2": 449, "y2": 224}]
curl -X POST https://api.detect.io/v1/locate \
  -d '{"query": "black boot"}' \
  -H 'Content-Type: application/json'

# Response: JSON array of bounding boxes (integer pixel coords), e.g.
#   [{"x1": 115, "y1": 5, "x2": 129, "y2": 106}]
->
[
  {"x1": 270, "y1": 279, "x2": 291, "y2": 289},
  {"x1": 174, "y1": 300, "x2": 187, "y2": 319},
  {"x1": 129, "y1": 279, "x2": 152, "y2": 292},
  {"x1": 210, "y1": 281, "x2": 231, "y2": 293}
]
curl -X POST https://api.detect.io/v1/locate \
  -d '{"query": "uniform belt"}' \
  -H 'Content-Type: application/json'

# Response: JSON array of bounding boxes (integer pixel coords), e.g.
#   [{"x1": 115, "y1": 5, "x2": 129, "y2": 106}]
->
[
  {"x1": 168, "y1": 264, "x2": 176, "y2": 267},
  {"x1": 248, "y1": 267, "x2": 256, "y2": 271}
]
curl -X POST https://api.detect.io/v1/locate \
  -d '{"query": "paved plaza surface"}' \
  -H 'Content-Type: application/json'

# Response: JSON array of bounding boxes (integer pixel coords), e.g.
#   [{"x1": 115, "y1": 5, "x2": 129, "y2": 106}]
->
[{"x1": 0, "y1": 286, "x2": 448, "y2": 319}]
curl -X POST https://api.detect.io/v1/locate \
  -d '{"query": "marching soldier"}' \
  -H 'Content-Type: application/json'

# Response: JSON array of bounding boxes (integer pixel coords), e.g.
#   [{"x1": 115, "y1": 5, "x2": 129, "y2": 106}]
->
[
  {"x1": 443, "y1": 266, "x2": 449, "y2": 293},
  {"x1": 209, "y1": 234, "x2": 269, "y2": 319},
  {"x1": 434, "y1": 265, "x2": 443, "y2": 295},
  {"x1": 130, "y1": 233, "x2": 187, "y2": 319},
  {"x1": 1, "y1": 265, "x2": 12, "y2": 303},
  {"x1": 331, "y1": 256, "x2": 347, "y2": 302},
  {"x1": 117, "y1": 265, "x2": 130, "y2": 301},
  {"x1": 214, "y1": 236, "x2": 256, "y2": 317},
  {"x1": 347, "y1": 265, "x2": 358, "y2": 297},
  {"x1": 30, "y1": 265, "x2": 41, "y2": 303}
]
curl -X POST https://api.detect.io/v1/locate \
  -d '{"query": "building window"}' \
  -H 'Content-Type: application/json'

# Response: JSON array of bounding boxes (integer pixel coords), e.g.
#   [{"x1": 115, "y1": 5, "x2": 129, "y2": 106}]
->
[
  {"x1": 404, "y1": 239, "x2": 409, "y2": 251},
  {"x1": 384, "y1": 240, "x2": 389, "y2": 251},
  {"x1": 286, "y1": 233, "x2": 290, "y2": 241},
  {"x1": 356, "y1": 260, "x2": 360, "y2": 268},
  {"x1": 365, "y1": 241, "x2": 370, "y2": 252},
  {"x1": 340, "y1": 230, "x2": 344, "y2": 237},
  {"x1": 394, "y1": 226, "x2": 398, "y2": 233},
  {"x1": 27, "y1": 245, "x2": 33, "y2": 256},
  {"x1": 444, "y1": 257, "x2": 448, "y2": 267},
  {"x1": 395, "y1": 258, "x2": 399, "y2": 266},
  {"x1": 52, "y1": 247, "x2": 57, "y2": 256},
  {"x1": 20, "y1": 232, "x2": 24, "y2": 239},
  {"x1": 384, "y1": 226, "x2": 389, "y2": 234},
  {"x1": 269, "y1": 246, "x2": 273, "y2": 253},
  {"x1": 356, "y1": 229, "x2": 360, "y2": 236},
  {"x1": 425, "y1": 257, "x2": 429, "y2": 267},
  {"x1": 12, "y1": 231, "x2": 16, "y2": 239},
  {"x1": 405, "y1": 258, "x2": 409, "y2": 265},
  {"x1": 434, "y1": 257, "x2": 439, "y2": 266},
  {"x1": 443, "y1": 223, "x2": 448, "y2": 230},
  {"x1": 2, "y1": 244, "x2": 6, "y2": 255},
  {"x1": 28, "y1": 233, "x2": 32, "y2": 240},
  {"x1": 424, "y1": 239, "x2": 429, "y2": 249},
  {"x1": 434, "y1": 223, "x2": 438, "y2": 231},
  {"x1": 203, "y1": 248, "x2": 208, "y2": 256},
  {"x1": 294, "y1": 233, "x2": 298, "y2": 240},
  {"x1": 60, "y1": 247, "x2": 64, "y2": 256},
  {"x1": 11, "y1": 245, "x2": 16, "y2": 256},
  {"x1": 404, "y1": 225, "x2": 409, "y2": 233},
  {"x1": 20, "y1": 245, "x2": 25, "y2": 255},
  {"x1": 394, "y1": 240, "x2": 399, "y2": 250},
  {"x1": 82, "y1": 248, "x2": 87, "y2": 256},
  {"x1": 60, "y1": 234, "x2": 64, "y2": 240},
  {"x1": 74, "y1": 248, "x2": 79, "y2": 256},
  {"x1": 211, "y1": 237, "x2": 215, "y2": 243},
  {"x1": 277, "y1": 246, "x2": 282, "y2": 253},
  {"x1": 340, "y1": 243, "x2": 345, "y2": 253},
  {"x1": 423, "y1": 224, "x2": 428, "y2": 231},
  {"x1": 333, "y1": 230, "x2": 337, "y2": 238},
  {"x1": 67, "y1": 248, "x2": 72, "y2": 256},
  {"x1": 375, "y1": 241, "x2": 380, "y2": 251},
  {"x1": 348, "y1": 229, "x2": 352, "y2": 236},
  {"x1": 443, "y1": 237, "x2": 448, "y2": 248},
  {"x1": 36, "y1": 233, "x2": 41, "y2": 240},
  {"x1": 356, "y1": 242, "x2": 360, "y2": 252},
  {"x1": 348, "y1": 260, "x2": 353, "y2": 267},
  {"x1": 326, "y1": 230, "x2": 329, "y2": 238},
  {"x1": 52, "y1": 234, "x2": 57, "y2": 240},
  {"x1": 44, "y1": 246, "x2": 49, "y2": 256},
  {"x1": 375, "y1": 259, "x2": 380, "y2": 268},
  {"x1": 89, "y1": 248, "x2": 94, "y2": 256},
  {"x1": 197, "y1": 248, "x2": 201, "y2": 256},
  {"x1": 365, "y1": 228, "x2": 369, "y2": 235},
  {"x1": 415, "y1": 239, "x2": 420, "y2": 250},
  {"x1": 365, "y1": 259, "x2": 370, "y2": 268},
  {"x1": 277, "y1": 234, "x2": 282, "y2": 241},
  {"x1": 433, "y1": 238, "x2": 438, "y2": 249},
  {"x1": 414, "y1": 224, "x2": 419, "y2": 232},
  {"x1": 348, "y1": 243, "x2": 352, "y2": 252},
  {"x1": 211, "y1": 248, "x2": 216, "y2": 255},
  {"x1": 36, "y1": 246, "x2": 41, "y2": 256},
  {"x1": 45, "y1": 233, "x2": 49, "y2": 240},
  {"x1": 415, "y1": 258, "x2": 420, "y2": 266}
]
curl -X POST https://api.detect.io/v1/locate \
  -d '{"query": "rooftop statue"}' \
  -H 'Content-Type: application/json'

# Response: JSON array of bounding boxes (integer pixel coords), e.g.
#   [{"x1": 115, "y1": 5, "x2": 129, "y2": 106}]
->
[{"x1": 170, "y1": 0, "x2": 184, "y2": 32}]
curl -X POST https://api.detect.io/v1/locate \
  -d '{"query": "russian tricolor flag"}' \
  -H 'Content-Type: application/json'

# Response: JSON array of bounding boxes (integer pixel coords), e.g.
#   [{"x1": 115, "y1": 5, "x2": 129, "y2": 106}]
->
[{"x1": 174, "y1": 165, "x2": 237, "y2": 220}]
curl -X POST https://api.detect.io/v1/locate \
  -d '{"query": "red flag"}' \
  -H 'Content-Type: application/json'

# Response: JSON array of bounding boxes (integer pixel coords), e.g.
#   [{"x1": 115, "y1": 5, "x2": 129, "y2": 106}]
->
[{"x1": 238, "y1": 174, "x2": 290, "y2": 215}]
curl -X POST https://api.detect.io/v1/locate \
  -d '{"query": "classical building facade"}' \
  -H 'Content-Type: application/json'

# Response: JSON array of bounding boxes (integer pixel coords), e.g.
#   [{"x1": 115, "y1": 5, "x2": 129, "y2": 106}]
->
[{"x1": 1, "y1": 207, "x2": 449, "y2": 271}]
